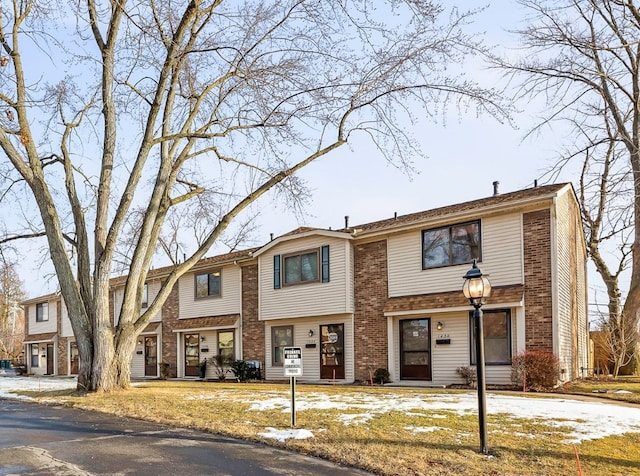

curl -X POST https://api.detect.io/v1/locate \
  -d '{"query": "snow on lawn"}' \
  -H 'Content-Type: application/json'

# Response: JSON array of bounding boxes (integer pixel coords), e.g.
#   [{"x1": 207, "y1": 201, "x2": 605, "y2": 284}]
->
[
  {"x1": 3, "y1": 376, "x2": 640, "y2": 444},
  {"x1": 243, "y1": 390, "x2": 640, "y2": 444},
  {"x1": 0, "y1": 375, "x2": 77, "y2": 400}
]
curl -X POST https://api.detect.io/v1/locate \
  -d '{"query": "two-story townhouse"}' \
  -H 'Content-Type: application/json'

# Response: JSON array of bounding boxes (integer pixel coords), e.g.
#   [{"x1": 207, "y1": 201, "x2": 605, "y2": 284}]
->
[
  {"x1": 255, "y1": 182, "x2": 588, "y2": 386},
  {"x1": 23, "y1": 182, "x2": 588, "y2": 387},
  {"x1": 22, "y1": 293, "x2": 60, "y2": 376}
]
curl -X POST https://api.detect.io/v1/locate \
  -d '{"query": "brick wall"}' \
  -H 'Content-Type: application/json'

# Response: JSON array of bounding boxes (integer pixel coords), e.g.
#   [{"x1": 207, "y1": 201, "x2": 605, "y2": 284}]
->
[
  {"x1": 353, "y1": 240, "x2": 389, "y2": 382},
  {"x1": 523, "y1": 209, "x2": 553, "y2": 352},
  {"x1": 56, "y1": 300, "x2": 66, "y2": 375},
  {"x1": 161, "y1": 282, "x2": 180, "y2": 378},
  {"x1": 241, "y1": 264, "x2": 264, "y2": 366}
]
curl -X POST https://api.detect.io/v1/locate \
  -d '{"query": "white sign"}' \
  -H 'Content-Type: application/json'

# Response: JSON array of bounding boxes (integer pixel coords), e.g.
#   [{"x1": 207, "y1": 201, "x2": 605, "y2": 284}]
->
[{"x1": 283, "y1": 346, "x2": 303, "y2": 376}]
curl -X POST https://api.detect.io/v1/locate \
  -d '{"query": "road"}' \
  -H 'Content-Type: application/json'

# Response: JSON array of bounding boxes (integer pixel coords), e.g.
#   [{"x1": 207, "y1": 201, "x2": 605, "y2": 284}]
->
[{"x1": 0, "y1": 399, "x2": 371, "y2": 475}]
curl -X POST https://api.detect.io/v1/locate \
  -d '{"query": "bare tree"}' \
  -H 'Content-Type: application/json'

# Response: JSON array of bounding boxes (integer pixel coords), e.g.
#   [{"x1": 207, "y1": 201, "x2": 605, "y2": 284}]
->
[
  {"x1": 0, "y1": 1, "x2": 509, "y2": 392},
  {"x1": 495, "y1": 0, "x2": 640, "y2": 373},
  {"x1": 0, "y1": 256, "x2": 25, "y2": 361}
]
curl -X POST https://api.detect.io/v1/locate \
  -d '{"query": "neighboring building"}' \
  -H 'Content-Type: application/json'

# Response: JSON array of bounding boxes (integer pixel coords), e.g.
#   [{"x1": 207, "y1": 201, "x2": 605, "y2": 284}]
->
[{"x1": 22, "y1": 182, "x2": 589, "y2": 386}]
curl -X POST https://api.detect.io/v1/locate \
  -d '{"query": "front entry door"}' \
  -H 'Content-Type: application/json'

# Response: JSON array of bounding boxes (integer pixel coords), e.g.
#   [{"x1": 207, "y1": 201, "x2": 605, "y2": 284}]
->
[
  {"x1": 400, "y1": 319, "x2": 431, "y2": 380},
  {"x1": 184, "y1": 334, "x2": 200, "y2": 377},
  {"x1": 320, "y1": 324, "x2": 345, "y2": 379},
  {"x1": 144, "y1": 336, "x2": 158, "y2": 377},
  {"x1": 46, "y1": 344, "x2": 54, "y2": 375}
]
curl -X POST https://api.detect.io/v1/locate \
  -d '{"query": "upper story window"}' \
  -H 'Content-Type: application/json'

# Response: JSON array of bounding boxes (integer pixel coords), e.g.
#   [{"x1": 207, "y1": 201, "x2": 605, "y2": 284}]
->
[
  {"x1": 422, "y1": 220, "x2": 480, "y2": 269},
  {"x1": 141, "y1": 284, "x2": 148, "y2": 308},
  {"x1": 195, "y1": 270, "x2": 221, "y2": 298},
  {"x1": 36, "y1": 302, "x2": 49, "y2": 322},
  {"x1": 273, "y1": 245, "x2": 330, "y2": 289},
  {"x1": 284, "y1": 250, "x2": 319, "y2": 285}
]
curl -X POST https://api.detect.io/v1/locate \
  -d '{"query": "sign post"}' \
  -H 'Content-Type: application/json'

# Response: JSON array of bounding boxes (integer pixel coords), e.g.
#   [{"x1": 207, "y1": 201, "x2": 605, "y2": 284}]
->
[{"x1": 283, "y1": 346, "x2": 302, "y2": 427}]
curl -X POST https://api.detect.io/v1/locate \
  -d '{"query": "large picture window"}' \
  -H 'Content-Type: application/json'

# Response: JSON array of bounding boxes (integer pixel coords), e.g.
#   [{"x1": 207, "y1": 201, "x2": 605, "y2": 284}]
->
[
  {"x1": 195, "y1": 270, "x2": 221, "y2": 298},
  {"x1": 283, "y1": 250, "x2": 319, "y2": 285},
  {"x1": 31, "y1": 345, "x2": 40, "y2": 367},
  {"x1": 271, "y1": 326, "x2": 293, "y2": 366},
  {"x1": 422, "y1": 221, "x2": 480, "y2": 269},
  {"x1": 36, "y1": 303, "x2": 49, "y2": 322},
  {"x1": 470, "y1": 309, "x2": 512, "y2": 365}
]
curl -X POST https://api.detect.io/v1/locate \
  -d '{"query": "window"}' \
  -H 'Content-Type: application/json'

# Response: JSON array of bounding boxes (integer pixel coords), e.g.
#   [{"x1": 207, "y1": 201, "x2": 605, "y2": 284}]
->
[
  {"x1": 195, "y1": 270, "x2": 221, "y2": 298},
  {"x1": 470, "y1": 309, "x2": 512, "y2": 365},
  {"x1": 274, "y1": 245, "x2": 330, "y2": 288},
  {"x1": 271, "y1": 326, "x2": 293, "y2": 366},
  {"x1": 218, "y1": 330, "x2": 235, "y2": 363},
  {"x1": 36, "y1": 302, "x2": 49, "y2": 322},
  {"x1": 422, "y1": 221, "x2": 480, "y2": 269},
  {"x1": 284, "y1": 250, "x2": 319, "y2": 285},
  {"x1": 31, "y1": 345, "x2": 39, "y2": 367},
  {"x1": 141, "y1": 284, "x2": 148, "y2": 308}
]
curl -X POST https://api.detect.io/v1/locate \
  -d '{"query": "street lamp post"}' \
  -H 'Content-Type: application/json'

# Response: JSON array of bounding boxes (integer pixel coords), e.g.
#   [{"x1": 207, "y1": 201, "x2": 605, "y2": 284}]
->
[{"x1": 462, "y1": 259, "x2": 491, "y2": 455}]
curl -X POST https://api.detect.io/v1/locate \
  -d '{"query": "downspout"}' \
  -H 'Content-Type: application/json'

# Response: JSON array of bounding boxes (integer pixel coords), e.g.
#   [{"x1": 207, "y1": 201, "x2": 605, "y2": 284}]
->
[{"x1": 550, "y1": 196, "x2": 560, "y2": 371}]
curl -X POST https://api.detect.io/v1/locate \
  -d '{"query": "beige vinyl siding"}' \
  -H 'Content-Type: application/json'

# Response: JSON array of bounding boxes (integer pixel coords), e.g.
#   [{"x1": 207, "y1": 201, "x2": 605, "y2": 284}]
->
[
  {"x1": 264, "y1": 315, "x2": 354, "y2": 382},
  {"x1": 387, "y1": 214, "x2": 523, "y2": 297},
  {"x1": 130, "y1": 344, "x2": 144, "y2": 378},
  {"x1": 259, "y1": 236, "x2": 353, "y2": 320},
  {"x1": 113, "y1": 281, "x2": 163, "y2": 325},
  {"x1": 179, "y1": 264, "x2": 242, "y2": 319},
  {"x1": 391, "y1": 310, "x2": 516, "y2": 386},
  {"x1": 60, "y1": 300, "x2": 74, "y2": 337},
  {"x1": 29, "y1": 300, "x2": 57, "y2": 334}
]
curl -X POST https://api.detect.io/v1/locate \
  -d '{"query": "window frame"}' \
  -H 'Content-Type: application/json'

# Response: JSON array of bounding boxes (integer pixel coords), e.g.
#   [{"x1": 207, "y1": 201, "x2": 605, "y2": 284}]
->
[
  {"x1": 31, "y1": 345, "x2": 40, "y2": 367},
  {"x1": 469, "y1": 309, "x2": 512, "y2": 366},
  {"x1": 35, "y1": 302, "x2": 49, "y2": 322},
  {"x1": 271, "y1": 325, "x2": 293, "y2": 367},
  {"x1": 282, "y1": 249, "x2": 320, "y2": 286},
  {"x1": 421, "y1": 220, "x2": 481, "y2": 270},
  {"x1": 217, "y1": 330, "x2": 235, "y2": 364},
  {"x1": 194, "y1": 269, "x2": 222, "y2": 299},
  {"x1": 141, "y1": 283, "x2": 148, "y2": 308}
]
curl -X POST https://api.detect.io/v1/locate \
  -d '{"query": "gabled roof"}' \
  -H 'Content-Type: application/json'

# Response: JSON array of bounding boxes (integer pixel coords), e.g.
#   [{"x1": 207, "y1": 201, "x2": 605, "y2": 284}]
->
[{"x1": 346, "y1": 183, "x2": 571, "y2": 236}]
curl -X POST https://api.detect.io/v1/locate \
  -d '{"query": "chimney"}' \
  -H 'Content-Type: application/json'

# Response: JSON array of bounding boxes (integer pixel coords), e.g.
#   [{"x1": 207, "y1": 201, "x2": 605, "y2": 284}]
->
[
  {"x1": 344, "y1": 215, "x2": 349, "y2": 229},
  {"x1": 492, "y1": 181, "x2": 500, "y2": 196}
]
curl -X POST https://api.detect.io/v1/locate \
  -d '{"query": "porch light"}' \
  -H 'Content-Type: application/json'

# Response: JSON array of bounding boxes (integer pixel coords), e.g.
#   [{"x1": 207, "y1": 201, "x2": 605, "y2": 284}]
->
[{"x1": 462, "y1": 259, "x2": 491, "y2": 455}]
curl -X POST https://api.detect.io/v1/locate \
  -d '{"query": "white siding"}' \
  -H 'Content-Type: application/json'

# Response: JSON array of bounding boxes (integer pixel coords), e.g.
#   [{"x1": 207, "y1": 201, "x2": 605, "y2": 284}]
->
[
  {"x1": 387, "y1": 214, "x2": 523, "y2": 297},
  {"x1": 264, "y1": 315, "x2": 354, "y2": 382},
  {"x1": 28, "y1": 299, "x2": 57, "y2": 334},
  {"x1": 113, "y1": 281, "x2": 163, "y2": 325},
  {"x1": 259, "y1": 236, "x2": 353, "y2": 320},
  {"x1": 390, "y1": 310, "x2": 517, "y2": 386},
  {"x1": 179, "y1": 264, "x2": 242, "y2": 319},
  {"x1": 60, "y1": 300, "x2": 73, "y2": 337}
]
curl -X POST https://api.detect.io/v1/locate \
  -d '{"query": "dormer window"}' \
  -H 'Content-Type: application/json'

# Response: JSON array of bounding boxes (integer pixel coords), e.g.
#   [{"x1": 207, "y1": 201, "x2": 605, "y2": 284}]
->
[
  {"x1": 422, "y1": 221, "x2": 481, "y2": 269},
  {"x1": 273, "y1": 245, "x2": 330, "y2": 289}
]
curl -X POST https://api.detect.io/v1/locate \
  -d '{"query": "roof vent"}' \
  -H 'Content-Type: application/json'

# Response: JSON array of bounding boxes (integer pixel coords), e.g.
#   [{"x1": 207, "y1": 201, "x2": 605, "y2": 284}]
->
[
  {"x1": 492, "y1": 181, "x2": 500, "y2": 196},
  {"x1": 270, "y1": 233, "x2": 274, "y2": 241},
  {"x1": 344, "y1": 215, "x2": 349, "y2": 229}
]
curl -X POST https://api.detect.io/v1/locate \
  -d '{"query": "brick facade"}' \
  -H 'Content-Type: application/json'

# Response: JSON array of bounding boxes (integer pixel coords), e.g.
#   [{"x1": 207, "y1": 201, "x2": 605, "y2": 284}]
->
[
  {"x1": 353, "y1": 240, "x2": 389, "y2": 382},
  {"x1": 241, "y1": 264, "x2": 264, "y2": 366},
  {"x1": 160, "y1": 282, "x2": 180, "y2": 378},
  {"x1": 523, "y1": 209, "x2": 553, "y2": 352}
]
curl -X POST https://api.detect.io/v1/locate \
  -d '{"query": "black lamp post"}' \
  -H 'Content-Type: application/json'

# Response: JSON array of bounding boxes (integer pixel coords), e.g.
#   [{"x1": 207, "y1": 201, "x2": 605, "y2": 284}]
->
[{"x1": 462, "y1": 259, "x2": 491, "y2": 455}]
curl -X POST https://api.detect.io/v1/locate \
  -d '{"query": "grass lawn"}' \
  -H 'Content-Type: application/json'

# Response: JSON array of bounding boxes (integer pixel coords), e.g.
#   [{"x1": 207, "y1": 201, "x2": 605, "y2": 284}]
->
[{"x1": 23, "y1": 381, "x2": 640, "y2": 476}]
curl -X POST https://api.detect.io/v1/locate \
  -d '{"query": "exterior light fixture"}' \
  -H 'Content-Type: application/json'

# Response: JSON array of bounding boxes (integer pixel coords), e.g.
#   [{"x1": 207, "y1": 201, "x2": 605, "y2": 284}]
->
[
  {"x1": 308, "y1": 329, "x2": 314, "y2": 338},
  {"x1": 436, "y1": 321, "x2": 444, "y2": 331},
  {"x1": 200, "y1": 336, "x2": 206, "y2": 342},
  {"x1": 462, "y1": 259, "x2": 491, "y2": 455}
]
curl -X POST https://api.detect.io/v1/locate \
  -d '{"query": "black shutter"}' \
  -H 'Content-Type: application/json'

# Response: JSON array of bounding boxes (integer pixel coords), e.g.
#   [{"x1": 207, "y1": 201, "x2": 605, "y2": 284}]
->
[
  {"x1": 321, "y1": 245, "x2": 330, "y2": 283},
  {"x1": 274, "y1": 255, "x2": 281, "y2": 289}
]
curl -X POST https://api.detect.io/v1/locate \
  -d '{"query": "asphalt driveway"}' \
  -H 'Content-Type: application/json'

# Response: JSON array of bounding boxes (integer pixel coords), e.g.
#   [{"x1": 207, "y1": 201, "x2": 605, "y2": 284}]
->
[{"x1": 0, "y1": 399, "x2": 371, "y2": 475}]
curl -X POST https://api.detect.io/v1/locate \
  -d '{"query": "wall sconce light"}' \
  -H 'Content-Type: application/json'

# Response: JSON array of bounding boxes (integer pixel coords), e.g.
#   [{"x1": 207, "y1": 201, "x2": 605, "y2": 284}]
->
[
  {"x1": 437, "y1": 321, "x2": 444, "y2": 331},
  {"x1": 137, "y1": 338, "x2": 143, "y2": 345},
  {"x1": 308, "y1": 329, "x2": 314, "y2": 337},
  {"x1": 200, "y1": 336, "x2": 206, "y2": 342}
]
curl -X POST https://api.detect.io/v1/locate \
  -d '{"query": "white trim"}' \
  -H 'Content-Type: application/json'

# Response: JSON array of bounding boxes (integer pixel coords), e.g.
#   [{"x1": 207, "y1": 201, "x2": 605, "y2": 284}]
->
[
  {"x1": 551, "y1": 196, "x2": 560, "y2": 357},
  {"x1": 172, "y1": 324, "x2": 238, "y2": 333},
  {"x1": 253, "y1": 229, "x2": 352, "y2": 256},
  {"x1": 386, "y1": 316, "x2": 395, "y2": 381}
]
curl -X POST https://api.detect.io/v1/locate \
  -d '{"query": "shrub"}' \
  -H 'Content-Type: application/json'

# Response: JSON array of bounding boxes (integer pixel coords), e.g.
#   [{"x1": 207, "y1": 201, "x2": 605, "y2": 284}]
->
[
  {"x1": 159, "y1": 362, "x2": 171, "y2": 380},
  {"x1": 373, "y1": 368, "x2": 391, "y2": 384},
  {"x1": 455, "y1": 366, "x2": 476, "y2": 386},
  {"x1": 231, "y1": 360, "x2": 252, "y2": 382},
  {"x1": 511, "y1": 350, "x2": 560, "y2": 390}
]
